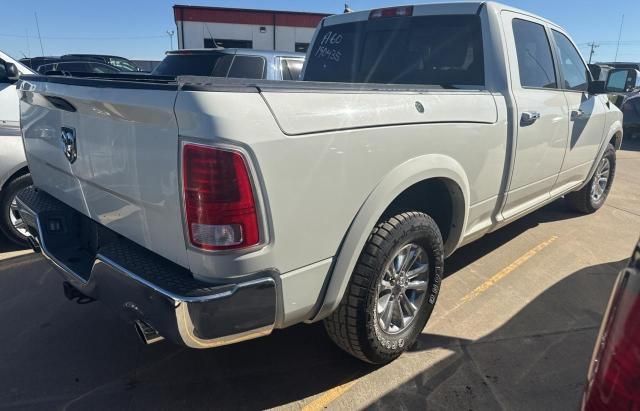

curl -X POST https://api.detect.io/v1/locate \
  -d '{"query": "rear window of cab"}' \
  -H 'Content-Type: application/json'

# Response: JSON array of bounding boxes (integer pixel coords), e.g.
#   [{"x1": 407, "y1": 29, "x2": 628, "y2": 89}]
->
[{"x1": 303, "y1": 14, "x2": 484, "y2": 88}]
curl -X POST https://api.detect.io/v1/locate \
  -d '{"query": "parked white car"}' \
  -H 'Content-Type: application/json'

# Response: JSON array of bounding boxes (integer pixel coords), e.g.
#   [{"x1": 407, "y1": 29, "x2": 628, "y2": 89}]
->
[
  {"x1": 0, "y1": 51, "x2": 33, "y2": 245},
  {"x1": 16, "y1": 2, "x2": 623, "y2": 364}
]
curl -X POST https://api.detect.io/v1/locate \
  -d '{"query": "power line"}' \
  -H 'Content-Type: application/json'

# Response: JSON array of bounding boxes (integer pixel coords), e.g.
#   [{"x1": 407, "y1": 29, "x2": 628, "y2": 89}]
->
[
  {"x1": 578, "y1": 41, "x2": 640, "y2": 46},
  {"x1": 0, "y1": 32, "x2": 166, "y2": 40}
]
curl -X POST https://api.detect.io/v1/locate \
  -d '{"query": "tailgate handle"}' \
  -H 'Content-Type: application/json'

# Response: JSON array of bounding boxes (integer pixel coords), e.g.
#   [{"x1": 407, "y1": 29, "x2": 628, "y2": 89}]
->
[{"x1": 44, "y1": 95, "x2": 76, "y2": 112}]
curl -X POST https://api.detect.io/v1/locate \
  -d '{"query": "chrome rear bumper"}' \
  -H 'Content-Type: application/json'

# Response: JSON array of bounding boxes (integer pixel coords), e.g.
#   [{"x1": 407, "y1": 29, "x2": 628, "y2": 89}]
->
[{"x1": 16, "y1": 187, "x2": 277, "y2": 348}]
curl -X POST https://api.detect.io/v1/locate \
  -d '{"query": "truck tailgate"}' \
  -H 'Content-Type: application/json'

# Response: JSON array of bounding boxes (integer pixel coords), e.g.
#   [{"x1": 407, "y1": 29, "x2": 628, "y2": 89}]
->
[{"x1": 19, "y1": 77, "x2": 189, "y2": 268}]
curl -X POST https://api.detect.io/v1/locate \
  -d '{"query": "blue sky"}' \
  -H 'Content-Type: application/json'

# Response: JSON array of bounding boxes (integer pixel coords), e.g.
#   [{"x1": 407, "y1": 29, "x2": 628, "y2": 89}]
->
[{"x1": 1, "y1": 0, "x2": 637, "y2": 62}]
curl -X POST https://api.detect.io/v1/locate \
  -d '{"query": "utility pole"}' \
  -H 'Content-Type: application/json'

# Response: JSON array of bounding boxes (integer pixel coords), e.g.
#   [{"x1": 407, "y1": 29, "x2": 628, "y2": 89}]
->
[
  {"x1": 34, "y1": 12, "x2": 45, "y2": 56},
  {"x1": 588, "y1": 41, "x2": 599, "y2": 64},
  {"x1": 614, "y1": 14, "x2": 624, "y2": 62},
  {"x1": 166, "y1": 30, "x2": 175, "y2": 50}
]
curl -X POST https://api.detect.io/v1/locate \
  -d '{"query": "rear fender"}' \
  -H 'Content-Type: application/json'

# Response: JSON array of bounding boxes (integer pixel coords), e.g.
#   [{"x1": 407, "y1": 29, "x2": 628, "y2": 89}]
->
[
  {"x1": 310, "y1": 154, "x2": 470, "y2": 322},
  {"x1": 578, "y1": 118, "x2": 623, "y2": 190}
]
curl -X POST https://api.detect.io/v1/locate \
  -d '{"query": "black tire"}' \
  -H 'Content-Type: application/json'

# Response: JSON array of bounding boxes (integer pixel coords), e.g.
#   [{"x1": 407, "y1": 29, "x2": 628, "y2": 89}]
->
[
  {"x1": 565, "y1": 144, "x2": 616, "y2": 214},
  {"x1": 0, "y1": 174, "x2": 33, "y2": 246},
  {"x1": 324, "y1": 211, "x2": 444, "y2": 364}
]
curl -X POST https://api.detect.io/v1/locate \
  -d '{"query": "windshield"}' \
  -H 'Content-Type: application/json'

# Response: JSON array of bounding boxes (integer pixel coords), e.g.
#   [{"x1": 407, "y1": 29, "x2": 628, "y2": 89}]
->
[
  {"x1": 607, "y1": 70, "x2": 629, "y2": 92},
  {"x1": 304, "y1": 14, "x2": 484, "y2": 87},
  {"x1": 152, "y1": 53, "x2": 228, "y2": 76}
]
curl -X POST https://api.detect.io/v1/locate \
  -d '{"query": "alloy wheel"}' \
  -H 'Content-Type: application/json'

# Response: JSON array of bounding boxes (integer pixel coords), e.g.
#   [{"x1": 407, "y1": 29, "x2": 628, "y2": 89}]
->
[
  {"x1": 591, "y1": 157, "x2": 611, "y2": 202},
  {"x1": 8, "y1": 196, "x2": 29, "y2": 238},
  {"x1": 376, "y1": 243, "x2": 430, "y2": 334}
]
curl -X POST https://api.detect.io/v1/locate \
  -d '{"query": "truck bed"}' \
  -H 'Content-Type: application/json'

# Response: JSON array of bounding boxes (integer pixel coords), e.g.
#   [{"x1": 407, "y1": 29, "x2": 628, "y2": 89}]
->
[{"x1": 18, "y1": 74, "x2": 501, "y2": 281}]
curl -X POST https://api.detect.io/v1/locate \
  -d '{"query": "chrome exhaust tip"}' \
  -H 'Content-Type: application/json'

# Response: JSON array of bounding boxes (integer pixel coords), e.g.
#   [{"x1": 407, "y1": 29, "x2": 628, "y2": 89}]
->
[{"x1": 134, "y1": 320, "x2": 165, "y2": 345}]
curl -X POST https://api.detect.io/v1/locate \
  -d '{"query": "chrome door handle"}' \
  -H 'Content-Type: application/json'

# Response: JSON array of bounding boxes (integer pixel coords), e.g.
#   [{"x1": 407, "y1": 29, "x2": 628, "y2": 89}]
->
[
  {"x1": 521, "y1": 111, "x2": 541, "y2": 126},
  {"x1": 571, "y1": 109, "x2": 585, "y2": 121}
]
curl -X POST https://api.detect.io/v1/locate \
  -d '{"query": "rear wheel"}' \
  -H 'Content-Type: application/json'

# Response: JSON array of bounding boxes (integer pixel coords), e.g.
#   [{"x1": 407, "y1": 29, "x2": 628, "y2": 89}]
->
[
  {"x1": 324, "y1": 211, "x2": 444, "y2": 364},
  {"x1": 0, "y1": 174, "x2": 33, "y2": 246},
  {"x1": 565, "y1": 144, "x2": 616, "y2": 214}
]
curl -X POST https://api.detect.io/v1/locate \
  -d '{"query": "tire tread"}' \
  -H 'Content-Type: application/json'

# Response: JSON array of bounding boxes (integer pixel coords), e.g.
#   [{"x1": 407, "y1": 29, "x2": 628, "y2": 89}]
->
[
  {"x1": 565, "y1": 144, "x2": 616, "y2": 214},
  {"x1": 324, "y1": 211, "x2": 438, "y2": 363}
]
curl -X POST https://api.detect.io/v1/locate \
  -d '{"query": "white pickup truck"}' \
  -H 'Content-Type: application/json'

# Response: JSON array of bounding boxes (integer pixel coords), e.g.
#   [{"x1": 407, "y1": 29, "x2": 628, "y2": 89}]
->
[{"x1": 16, "y1": 2, "x2": 622, "y2": 364}]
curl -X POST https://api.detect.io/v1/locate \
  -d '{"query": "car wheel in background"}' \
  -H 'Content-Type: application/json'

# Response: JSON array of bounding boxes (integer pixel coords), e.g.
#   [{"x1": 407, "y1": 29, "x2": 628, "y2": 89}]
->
[
  {"x1": 565, "y1": 144, "x2": 616, "y2": 214},
  {"x1": 324, "y1": 211, "x2": 444, "y2": 364},
  {"x1": 0, "y1": 174, "x2": 33, "y2": 246}
]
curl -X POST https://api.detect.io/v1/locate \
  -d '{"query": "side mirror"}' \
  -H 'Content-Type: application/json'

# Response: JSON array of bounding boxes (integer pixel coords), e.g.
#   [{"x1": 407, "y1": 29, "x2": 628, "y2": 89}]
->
[
  {"x1": 588, "y1": 80, "x2": 606, "y2": 95},
  {"x1": 4, "y1": 63, "x2": 20, "y2": 83}
]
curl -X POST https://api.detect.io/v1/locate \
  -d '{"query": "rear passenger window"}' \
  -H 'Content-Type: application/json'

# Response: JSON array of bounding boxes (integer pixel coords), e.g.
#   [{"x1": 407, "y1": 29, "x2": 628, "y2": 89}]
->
[
  {"x1": 61, "y1": 62, "x2": 89, "y2": 72},
  {"x1": 211, "y1": 55, "x2": 234, "y2": 77},
  {"x1": 281, "y1": 58, "x2": 304, "y2": 80},
  {"x1": 228, "y1": 56, "x2": 266, "y2": 79},
  {"x1": 551, "y1": 30, "x2": 589, "y2": 92},
  {"x1": 512, "y1": 19, "x2": 557, "y2": 89}
]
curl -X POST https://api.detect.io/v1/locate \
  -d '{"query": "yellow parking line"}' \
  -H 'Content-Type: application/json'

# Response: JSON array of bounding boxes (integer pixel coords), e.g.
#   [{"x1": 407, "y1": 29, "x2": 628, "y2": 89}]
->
[
  {"x1": 301, "y1": 380, "x2": 358, "y2": 411},
  {"x1": 0, "y1": 249, "x2": 33, "y2": 262},
  {"x1": 446, "y1": 235, "x2": 559, "y2": 315},
  {"x1": 301, "y1": 235, "x2": 558, "y2": 410}
]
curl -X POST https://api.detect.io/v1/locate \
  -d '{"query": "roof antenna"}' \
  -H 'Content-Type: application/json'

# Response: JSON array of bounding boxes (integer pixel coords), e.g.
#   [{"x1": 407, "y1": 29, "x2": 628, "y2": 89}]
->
[
  {"x1": 34, "y1": 12, "x2": 45, "y2": 56},
  {"x1": 204, "y1": 23, "x2": 220, "y2": 48},
  {"x1": 344, "y1": 3, "x2": 352, "y2": 13}
]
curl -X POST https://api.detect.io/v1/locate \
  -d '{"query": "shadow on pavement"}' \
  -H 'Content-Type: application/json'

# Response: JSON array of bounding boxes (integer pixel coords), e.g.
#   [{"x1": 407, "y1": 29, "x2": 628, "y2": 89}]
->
[
  {"x1": 369, "y1": 258, "x2": 627, "y2": 410},
  {"x1": 0, "y1": 201, "x2": 605, "y2": 410},
  {"x1": 0, "y1": 256, "x2": 375, "y2": 410},
  {"x1": 0, "y1": 235, "x2": 27, "y2": 254},
  {"x1": 445, "y1": 199, "x2": 583, "y2": 276},
  {"x1": 621, "y1": 136, "x2": 640, "y2": 152}
]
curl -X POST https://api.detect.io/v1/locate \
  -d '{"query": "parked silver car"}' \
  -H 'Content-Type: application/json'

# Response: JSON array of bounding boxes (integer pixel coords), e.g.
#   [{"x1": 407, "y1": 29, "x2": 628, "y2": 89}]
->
[
  {"x1": 0, "y1": 51, "x2": 32, "y2": 245},
  {"x1": 152, "y1": 48, "x2": 305, "y2": 80}
]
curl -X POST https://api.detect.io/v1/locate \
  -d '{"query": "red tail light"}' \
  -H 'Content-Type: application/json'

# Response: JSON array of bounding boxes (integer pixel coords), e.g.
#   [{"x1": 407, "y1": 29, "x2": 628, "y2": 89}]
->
[
  {"x1": 583, "y1": 268, "x2": 640, "y2": 410},
  {"x1": 182, "y1": 143, "x2": 260, "y2": 251},
  {"x1": 369, "y1": 6, "x2": 413, "y2": 19}
]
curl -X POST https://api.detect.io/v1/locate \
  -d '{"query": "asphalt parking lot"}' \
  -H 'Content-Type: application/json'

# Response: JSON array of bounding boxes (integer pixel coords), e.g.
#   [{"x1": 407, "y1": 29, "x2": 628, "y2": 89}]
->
[{"x1": 1, "y1": 139, "x2": 639, "y2": 411}]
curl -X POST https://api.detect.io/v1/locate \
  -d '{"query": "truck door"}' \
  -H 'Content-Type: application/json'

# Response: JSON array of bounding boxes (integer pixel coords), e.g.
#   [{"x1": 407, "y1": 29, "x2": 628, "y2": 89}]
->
[
  {"x1": 500, "y1": 13, "x2": 569, "y2": 220},
  {"x1": 549, "y1": 29, "x2": 608, "y2": 195}
]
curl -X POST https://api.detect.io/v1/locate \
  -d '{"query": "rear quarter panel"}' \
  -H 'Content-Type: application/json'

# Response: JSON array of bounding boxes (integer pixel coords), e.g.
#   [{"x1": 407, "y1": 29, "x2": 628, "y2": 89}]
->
[{"x1": 175, "y1": 90, "x2": 507, "y2": 323}]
